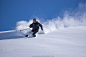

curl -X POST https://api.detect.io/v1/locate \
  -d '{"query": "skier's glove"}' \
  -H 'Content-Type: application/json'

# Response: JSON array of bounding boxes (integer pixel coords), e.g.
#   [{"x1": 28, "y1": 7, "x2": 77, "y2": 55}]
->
[{"x1": 41, "y1": 28, "x2": 43, "y2": 31}]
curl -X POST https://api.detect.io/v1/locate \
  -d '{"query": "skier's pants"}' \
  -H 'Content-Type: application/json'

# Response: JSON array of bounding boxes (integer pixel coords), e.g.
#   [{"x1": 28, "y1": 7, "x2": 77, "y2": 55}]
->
[{"x1": 32, "y1": 29, "x2": 38, "y2": 35}]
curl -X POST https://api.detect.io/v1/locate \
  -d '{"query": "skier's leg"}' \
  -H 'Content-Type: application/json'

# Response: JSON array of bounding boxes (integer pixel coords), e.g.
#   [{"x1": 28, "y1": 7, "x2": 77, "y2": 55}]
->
[
  {"x1": 32, "y1": 29, "x2": 38, "y2": 37},
  {"x1": 25, "y1": 29, "x2": 32, "y2": 37}
]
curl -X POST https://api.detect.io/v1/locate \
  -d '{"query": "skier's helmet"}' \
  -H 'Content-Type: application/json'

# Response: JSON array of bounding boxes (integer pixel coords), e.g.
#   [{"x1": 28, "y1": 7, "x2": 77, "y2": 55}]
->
[
  {"x1": 33, "y1": 18, "x2": 36, "y2": 21},
  {"x1": 33, "y1": 18, "x2": 36, "y2": 23}
]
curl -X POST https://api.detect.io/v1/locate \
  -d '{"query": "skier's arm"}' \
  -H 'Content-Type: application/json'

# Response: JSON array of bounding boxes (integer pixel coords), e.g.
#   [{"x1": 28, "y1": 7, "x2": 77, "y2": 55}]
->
[
  {"x1": 29, "y1": 24, "x2": 33, "y2": 28},
  {"x1": 39, "y1": 23, "x2": 43, "y2": 30}
]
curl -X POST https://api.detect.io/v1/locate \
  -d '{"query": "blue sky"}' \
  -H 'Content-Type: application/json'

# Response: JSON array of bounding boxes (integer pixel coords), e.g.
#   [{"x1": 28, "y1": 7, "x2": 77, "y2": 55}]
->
[{"x1": 0, "y1": 0, "x2": 86, "y2": 31}]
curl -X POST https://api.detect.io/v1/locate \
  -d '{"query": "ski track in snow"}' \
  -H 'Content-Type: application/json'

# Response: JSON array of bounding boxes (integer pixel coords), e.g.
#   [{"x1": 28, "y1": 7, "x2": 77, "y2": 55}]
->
[{"x1": 0, "y1": 26, "x2": 86, "y2": 57}]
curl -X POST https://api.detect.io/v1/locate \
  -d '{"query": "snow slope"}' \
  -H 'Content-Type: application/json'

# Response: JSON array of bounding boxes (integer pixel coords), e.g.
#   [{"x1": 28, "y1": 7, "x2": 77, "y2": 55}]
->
[{"x1": 0, "y1": 26, "x2": 86, "y2": 57}]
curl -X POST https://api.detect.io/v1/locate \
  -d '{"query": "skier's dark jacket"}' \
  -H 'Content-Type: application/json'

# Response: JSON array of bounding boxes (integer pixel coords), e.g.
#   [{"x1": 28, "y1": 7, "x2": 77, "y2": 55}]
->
[{"x1": 29, "y1": 22, "x2": 43, "y2": 31}]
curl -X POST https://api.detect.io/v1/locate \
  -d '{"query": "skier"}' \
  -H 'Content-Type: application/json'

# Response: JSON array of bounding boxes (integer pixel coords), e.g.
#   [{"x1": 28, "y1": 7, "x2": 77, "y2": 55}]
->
[{"x1": 28, "y1": 18, "x2": 43, "y2": 37}]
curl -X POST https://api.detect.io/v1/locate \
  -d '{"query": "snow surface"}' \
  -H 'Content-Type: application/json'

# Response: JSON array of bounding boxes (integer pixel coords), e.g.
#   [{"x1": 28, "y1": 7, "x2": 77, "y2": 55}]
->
[{"x1": 0, "y1": 26, "x2": 86, "y2": 57}]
